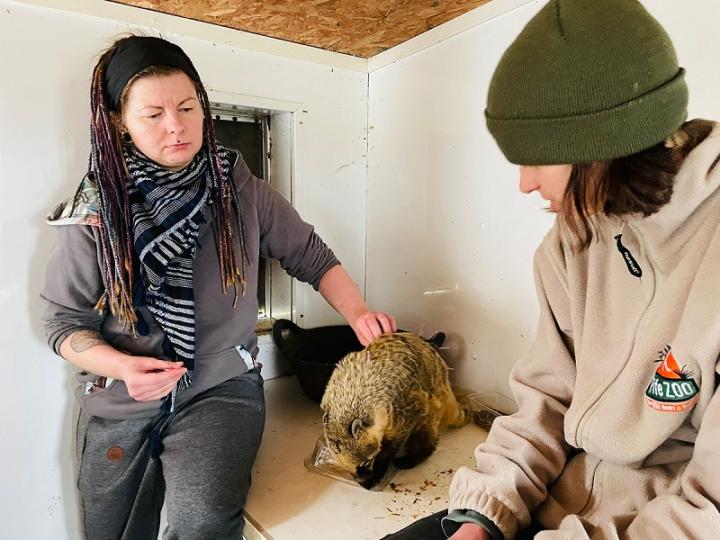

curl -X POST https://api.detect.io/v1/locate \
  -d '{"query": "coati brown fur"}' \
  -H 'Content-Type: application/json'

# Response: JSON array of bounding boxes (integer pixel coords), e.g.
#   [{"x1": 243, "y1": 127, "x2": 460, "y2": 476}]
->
[{"x1": 320, "y1": 332, "x2": 472, "y2": 489}]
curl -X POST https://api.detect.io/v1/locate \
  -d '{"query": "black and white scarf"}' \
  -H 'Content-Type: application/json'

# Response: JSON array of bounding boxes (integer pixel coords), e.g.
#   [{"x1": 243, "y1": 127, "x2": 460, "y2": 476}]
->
[{"x1": 125, "y1": 144, "x2": 233, "y2": 408}]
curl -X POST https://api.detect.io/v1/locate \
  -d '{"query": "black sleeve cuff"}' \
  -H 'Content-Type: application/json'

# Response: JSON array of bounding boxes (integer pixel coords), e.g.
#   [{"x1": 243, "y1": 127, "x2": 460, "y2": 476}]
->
[{"x1": 441, "y1": 509, "x2": 503, "y2": 540}]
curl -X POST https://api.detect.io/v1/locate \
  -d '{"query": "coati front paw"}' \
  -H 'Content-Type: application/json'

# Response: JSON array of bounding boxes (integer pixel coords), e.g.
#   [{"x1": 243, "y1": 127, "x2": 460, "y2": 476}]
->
[
  {"x1": 358, "y1": 455, "x2": 393, "y2": 489},
  {"x1": 356, "y1": 464, "x2": 387, "y2": 490},
  {"x1": 359, "y1": 476, "x2": 380, "y2": 490}
]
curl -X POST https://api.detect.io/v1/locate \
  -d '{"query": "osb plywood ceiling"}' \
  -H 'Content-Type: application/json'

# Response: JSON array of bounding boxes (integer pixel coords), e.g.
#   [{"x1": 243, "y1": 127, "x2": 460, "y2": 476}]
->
[{"x1": 109, "y1": 0, "x2": 492, "y2": 58}]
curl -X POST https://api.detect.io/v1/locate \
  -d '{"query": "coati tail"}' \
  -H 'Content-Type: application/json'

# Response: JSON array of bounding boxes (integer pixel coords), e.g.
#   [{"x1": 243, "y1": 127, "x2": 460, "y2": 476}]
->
[{"x1": 441, "y1": 389, "x2": 473, "y2": 429}]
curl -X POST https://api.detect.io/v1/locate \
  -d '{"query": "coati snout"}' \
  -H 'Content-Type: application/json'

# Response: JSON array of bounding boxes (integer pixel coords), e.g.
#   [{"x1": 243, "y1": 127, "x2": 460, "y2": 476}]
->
[
  {"x1": 322, "y1": 406, "x2": 388, "y2": 488},
  {"x1": 320, "y1": 332, "x2": 471, "y2": 489}
]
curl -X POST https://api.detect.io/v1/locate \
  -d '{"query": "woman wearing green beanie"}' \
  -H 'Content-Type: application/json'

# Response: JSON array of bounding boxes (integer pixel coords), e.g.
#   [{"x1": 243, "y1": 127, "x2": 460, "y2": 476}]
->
[{"x1": 383, "y1": 0, "x2": 720, "y2": 539}]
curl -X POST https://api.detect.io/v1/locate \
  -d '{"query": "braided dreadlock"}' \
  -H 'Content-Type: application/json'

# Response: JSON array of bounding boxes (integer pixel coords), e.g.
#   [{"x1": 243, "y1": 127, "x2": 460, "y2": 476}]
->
[{"x1": 87, "y1": 37, "x2": 248, "y2": 329}]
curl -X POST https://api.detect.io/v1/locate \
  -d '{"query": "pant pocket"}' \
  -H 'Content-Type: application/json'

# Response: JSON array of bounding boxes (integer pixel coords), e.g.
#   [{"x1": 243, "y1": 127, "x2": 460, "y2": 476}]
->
[{"x1": 77, "y1": 414, "x2": 154, "y2": 495}]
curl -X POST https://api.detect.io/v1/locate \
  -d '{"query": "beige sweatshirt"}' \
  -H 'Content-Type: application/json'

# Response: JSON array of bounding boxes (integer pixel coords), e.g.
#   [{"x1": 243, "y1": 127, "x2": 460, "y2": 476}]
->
[{"x1": 450, "y1": 125, "x2": 720, "y2": 539}]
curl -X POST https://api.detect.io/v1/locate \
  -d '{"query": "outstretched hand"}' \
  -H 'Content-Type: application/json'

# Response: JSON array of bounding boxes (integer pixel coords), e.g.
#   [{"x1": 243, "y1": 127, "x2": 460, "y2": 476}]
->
[{"x1": 351, "y1": 310, "x2": 397, "y2": 346}]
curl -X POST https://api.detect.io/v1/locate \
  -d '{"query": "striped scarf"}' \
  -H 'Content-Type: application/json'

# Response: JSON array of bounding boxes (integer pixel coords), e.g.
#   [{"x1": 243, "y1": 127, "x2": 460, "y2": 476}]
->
[{"x1": 125, "y1": 143, "x2": 233, "y2": 407}]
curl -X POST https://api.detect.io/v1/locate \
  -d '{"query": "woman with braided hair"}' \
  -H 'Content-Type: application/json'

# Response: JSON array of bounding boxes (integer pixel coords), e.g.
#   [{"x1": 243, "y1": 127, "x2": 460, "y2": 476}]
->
[{"x1": 41, "y1": 35, "x2": 395, "y2": 539}]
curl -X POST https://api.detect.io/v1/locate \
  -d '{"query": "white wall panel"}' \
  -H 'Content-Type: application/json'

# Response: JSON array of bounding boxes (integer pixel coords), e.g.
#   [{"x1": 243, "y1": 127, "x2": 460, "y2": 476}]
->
[{"x1": 367, "y1": 2, "x2": 548, "y2": 401}]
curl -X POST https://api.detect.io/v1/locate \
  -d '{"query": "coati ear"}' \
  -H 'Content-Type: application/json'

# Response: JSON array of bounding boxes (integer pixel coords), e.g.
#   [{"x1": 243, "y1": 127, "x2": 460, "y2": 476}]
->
[
  {"x1": 350, "y1": 418, "x2": 365, "y2": 440},
  {"x1": 427, "y1": 331, "x2": 446, "y2": 348},
  {"x1": 322, "y1": 412, "x2": 329, "y2": 426}
]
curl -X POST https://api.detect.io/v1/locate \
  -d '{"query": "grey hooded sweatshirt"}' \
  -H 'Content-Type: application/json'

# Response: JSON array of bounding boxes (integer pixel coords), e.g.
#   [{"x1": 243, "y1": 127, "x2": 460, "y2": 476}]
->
[{"x1": 41, "y1": 153, "x2": 339, "y2": 419}]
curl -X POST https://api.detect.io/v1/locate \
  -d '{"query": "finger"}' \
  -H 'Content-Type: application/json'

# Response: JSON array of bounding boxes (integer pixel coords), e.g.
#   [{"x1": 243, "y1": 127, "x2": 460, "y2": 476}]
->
[
  {"x1": 355, "y1": 319, "x2": 371, "y2": 347},
  {"x1": 133, "y1": 367, "x2": 186, "y2": 389},
  {"x1": 375, "y1": 313, "x2": 394, "y2": 334},
  {"x1": 361, "y1": 317, "x2": 378, "y2": 346},
  {"x1": 127, "y1": 369, "x2": 185, "y2": 400},
  {"x1": 135, "y1": 357, "x2": 185, "y2": 371},
  {"x1": 364, "y1": 315, "x2": 383, "y2": 340},
  {"x1": 134, "y1": 380, "x2": 178, "y2": 402},
  {"x1": 134, "y1": 369, "x2": 186, "y2": 400}
]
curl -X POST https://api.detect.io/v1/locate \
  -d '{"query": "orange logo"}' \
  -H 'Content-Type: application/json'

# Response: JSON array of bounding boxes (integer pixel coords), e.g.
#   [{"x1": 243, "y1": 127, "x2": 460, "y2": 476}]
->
[{"x1": 645, "y1": 347, "x2": 699, "y2": 413}]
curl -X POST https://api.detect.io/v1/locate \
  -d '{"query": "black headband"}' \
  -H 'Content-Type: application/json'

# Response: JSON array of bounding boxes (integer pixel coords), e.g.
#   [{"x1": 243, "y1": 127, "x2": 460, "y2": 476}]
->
[{"x1": 103, "y1": 36, "x2": 202, "y2": 111}]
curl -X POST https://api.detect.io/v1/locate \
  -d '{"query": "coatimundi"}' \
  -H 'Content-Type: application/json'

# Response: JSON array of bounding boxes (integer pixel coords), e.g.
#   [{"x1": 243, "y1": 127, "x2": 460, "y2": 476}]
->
[{"x1": 321, "y1": 332, "x2": 471, "y2": 489}]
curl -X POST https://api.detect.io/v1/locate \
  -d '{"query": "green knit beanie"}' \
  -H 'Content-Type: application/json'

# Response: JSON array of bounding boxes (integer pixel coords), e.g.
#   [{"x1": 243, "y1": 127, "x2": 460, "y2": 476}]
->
[{"x1": 485, "y1": 0, "x2": 688, "y2": 165}]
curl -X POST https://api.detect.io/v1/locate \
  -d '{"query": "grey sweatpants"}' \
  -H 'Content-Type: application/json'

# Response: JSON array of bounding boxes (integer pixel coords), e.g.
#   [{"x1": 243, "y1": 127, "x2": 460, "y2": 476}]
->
[{"x1": 75, "y1": 369, "x2": 265, "y2": 540}]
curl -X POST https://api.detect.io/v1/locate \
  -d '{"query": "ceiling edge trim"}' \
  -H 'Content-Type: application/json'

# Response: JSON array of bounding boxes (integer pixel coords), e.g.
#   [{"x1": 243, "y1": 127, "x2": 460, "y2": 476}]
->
[{"x1": 11, "y1": 0, "x2": 370, "y2": 72}]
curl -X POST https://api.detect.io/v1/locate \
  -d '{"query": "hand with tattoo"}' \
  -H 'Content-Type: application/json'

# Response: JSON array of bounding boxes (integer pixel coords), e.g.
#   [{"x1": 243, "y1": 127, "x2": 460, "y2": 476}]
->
[{"x1": 67, "y1": 330, "x2": 187, "y2": 402}]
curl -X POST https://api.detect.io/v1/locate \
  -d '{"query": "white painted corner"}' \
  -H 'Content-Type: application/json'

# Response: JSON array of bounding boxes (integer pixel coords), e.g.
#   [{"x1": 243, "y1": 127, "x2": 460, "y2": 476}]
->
[{"x1": 368, "y1": 0, "x2": 538, "y2": 72}]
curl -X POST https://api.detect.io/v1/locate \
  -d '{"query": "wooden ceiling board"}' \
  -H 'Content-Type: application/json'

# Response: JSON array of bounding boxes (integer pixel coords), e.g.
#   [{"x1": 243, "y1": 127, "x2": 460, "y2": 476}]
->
[{"x1": 108, "y1": 0, "x2": 492, "y2": 58}]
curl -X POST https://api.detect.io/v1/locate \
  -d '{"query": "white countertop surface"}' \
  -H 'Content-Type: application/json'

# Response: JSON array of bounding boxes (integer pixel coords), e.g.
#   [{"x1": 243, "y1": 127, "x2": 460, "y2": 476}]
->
[{"x1": 243, "y1": 375, "x2": 488, "y2": 540}]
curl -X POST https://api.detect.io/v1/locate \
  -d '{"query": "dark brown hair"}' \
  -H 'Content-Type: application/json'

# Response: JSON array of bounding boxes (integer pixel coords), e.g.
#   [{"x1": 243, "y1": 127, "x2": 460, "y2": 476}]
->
[{"x1": 561, "y1": 119, "x2": 715, "y2": 250}]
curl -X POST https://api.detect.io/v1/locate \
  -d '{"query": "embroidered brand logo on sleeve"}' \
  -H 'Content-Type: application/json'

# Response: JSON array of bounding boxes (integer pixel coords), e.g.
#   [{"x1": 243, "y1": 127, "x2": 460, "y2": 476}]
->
[{"x1": 645, "y1": 346, "x2": 699, "y2": 412}]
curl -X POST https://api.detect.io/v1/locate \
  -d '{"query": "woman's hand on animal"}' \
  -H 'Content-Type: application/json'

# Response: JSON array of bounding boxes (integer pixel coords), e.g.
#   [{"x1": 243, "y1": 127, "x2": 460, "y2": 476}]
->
[
  {"x1": 449, "y1": 523, "x2": 492, "y2": 540},
  {"x1": 351, "y1": 309, "x2": 397, "y2": 346},
  {"x1": 118, "y1": 356, "x2": 187, "y2": 401},
  {"x1": 317, "y1": 265, "x2": 397, "y2": 345}
]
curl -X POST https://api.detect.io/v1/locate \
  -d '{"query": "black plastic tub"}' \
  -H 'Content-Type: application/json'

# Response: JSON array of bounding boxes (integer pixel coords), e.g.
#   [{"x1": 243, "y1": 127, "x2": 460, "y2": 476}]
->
[{"x1": 272, "y1": 319, "x2": 364, "y2": 403}]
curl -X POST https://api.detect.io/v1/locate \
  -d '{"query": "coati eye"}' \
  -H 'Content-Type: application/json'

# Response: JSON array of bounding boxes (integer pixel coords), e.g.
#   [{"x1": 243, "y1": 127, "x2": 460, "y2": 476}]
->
[{"x1": 363, "y1": 443, "x2": 379, "y2": 455}]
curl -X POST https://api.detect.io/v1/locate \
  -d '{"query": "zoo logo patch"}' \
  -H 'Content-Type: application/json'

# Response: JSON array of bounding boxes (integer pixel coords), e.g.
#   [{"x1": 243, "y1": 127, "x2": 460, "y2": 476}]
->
[{"x1": 645, "y1": 346, "x2": 699, "y2": 413}]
